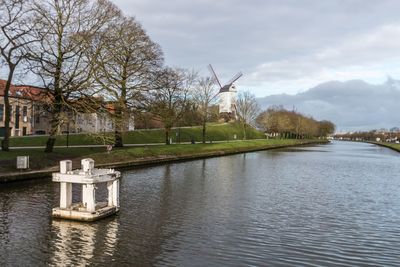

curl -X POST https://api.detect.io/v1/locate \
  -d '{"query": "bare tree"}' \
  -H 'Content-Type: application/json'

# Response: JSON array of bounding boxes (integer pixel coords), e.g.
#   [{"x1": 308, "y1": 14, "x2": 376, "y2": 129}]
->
[
  {"x1": 192, "y1": 76, "x2": 218, "y2": 143},
  {"x1": 235, "y1": 91, "x2": 260, "y2": 140},
  {"x1": 29, "y1": 0, "x2": 119, "y2": 153},
  {"x1": 256, "y1": 106, "x2": 335, "y2": 139},
  {"x1": 149, "y1": 67, "x2": 196, "y2": 145},
  {"x1": 0, "y1": 0, "x2": 37, "y2": 151},
  {"x1": 93, "y1": 15, "x2": 163, "y2": 147}
]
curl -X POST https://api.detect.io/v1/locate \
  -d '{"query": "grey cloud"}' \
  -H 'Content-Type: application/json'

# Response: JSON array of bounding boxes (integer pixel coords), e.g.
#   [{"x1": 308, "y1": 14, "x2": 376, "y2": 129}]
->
[
  {"x1": 257, "y1": 79, "x2": 400, "y2": 131},
  {"x1": 113, "y1": 0, "x2": 400, "y2": 88}
]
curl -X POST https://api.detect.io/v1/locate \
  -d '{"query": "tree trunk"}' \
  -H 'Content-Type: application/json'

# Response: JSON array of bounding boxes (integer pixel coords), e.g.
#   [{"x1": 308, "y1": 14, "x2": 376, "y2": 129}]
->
[
  {"x1": 45, "y1": 135, "x2": 56, "y2": 153},
  {"x1": 114, "y1": 106, "x2": 124, "y2": 147},
  {"x1": 242, "y1": 122, "x2": 247, "y2": 140},
  {"x1": 45, "y1": 87, "x2": 63, "y2": 153},
  {"x1": 45, "y1": 38, "x2": 64, "y2": 153},
  {"x1": 114, "y1": 130, "x2": 123, "y2": 147},
  {"x1": 165, "y1": 127, "x2": 171, "y2": 145},
  {"x1": 1, "y1": 67, "x2": 15, "y2": 151},
  {"x1": 45, "y1": 112, "x2": 60, "y2": 153}
]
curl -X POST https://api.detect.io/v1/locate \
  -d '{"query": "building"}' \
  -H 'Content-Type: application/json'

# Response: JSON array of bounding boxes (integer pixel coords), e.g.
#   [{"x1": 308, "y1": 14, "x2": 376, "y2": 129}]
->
[
  {"x1": 0, "y1": 79, "x2": 50, "y2": 137},
  {"x1": 218, "y1": 84, "x2": 237, "y2": 114},
  {"x1": 0, "y1": 79, "x2": 126, "y2": 137}
]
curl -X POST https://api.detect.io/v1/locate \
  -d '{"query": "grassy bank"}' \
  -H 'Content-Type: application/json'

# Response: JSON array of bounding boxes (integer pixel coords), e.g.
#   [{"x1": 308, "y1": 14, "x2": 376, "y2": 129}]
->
[
  {"x1": 7, "y1": 123, "x2": 265, "y2": 147},
  {"x1": 368, "y1": 141, "x2": 400, "y2": 152},
  {"x1": 0, "y1": 139, "x2": 328, "y2": 179}
]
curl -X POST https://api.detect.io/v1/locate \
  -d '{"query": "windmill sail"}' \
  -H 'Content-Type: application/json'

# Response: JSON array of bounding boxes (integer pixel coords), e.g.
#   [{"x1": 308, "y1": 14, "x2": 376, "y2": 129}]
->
[
  {"x1": 207, "y1": 64, "x2": 222, "y2": 89},
  {"x1": 226, "y1": 72, "x2": 243, "y2": 86}
]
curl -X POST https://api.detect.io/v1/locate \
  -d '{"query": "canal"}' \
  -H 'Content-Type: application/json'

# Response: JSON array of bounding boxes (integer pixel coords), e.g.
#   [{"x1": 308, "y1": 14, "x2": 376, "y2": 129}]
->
[{"x1": 1, "y1": 141, "x2": 400, "y2": 266}]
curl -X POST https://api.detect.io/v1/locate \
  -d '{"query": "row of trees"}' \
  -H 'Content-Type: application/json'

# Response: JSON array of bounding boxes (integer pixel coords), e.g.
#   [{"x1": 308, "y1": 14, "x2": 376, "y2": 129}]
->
[
  {"x1": 334, "y1": 130, "x2": 400, "y2": 142},
  {"x1": 0, "y1": 0, "x2": 232, "y2": 152},
  {"x1": 256, "y1": 106, "x2": 335, "y2": 139}
]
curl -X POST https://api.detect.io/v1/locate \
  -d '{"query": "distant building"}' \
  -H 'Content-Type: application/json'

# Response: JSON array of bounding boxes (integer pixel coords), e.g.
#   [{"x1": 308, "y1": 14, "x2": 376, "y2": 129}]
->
[
  {"x1": 0, "y1": 80, "x2": 50, "y2": 136},
  {"x1": 0, "y1": 79, "x2": 131, "y2": 137}
]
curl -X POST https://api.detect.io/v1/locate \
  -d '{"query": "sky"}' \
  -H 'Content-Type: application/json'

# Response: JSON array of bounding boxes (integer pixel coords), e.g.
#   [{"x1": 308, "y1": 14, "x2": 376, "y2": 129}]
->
[
  {"x1": 257, "y1": 78, "x2": 400, "y2": 131},
  {"x1": 112, "y1": 0, "x2": 400, "y2": 97}
]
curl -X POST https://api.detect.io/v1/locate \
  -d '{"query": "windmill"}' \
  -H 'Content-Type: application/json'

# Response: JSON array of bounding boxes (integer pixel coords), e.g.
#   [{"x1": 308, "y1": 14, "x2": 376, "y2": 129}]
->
[{"x1": 208, "y1": 64, "x2": 242, "y2": 115}]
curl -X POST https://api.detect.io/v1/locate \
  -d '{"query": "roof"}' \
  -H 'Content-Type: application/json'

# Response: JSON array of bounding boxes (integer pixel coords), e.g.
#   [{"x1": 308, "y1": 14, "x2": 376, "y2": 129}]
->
[
  {"x1": 0, "y1": 79, "x2": 114, "y2": 112},
  {"x1": 0, "y1": 79, "x2": 50, "y2": 102},
  {"x1": 219, "y1": 84, "x2": 237, "y2": 93}
]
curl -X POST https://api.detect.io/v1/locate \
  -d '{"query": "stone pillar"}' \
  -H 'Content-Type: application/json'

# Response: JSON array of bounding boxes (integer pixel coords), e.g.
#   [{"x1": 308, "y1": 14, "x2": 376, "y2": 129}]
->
[
  {"x1": 112, "y1": 179, "x2": 119, "y2": 208},
  {"x1": 60, "y1": 182, "x2": 72, "y2": 209},
  {"x1": 81, "y1": 158, "x2": 94, "y2": 174},
  {"x1": 107, "y1": 181, "x2": 114, "y2": 207},
  {"x1": 85, "y1": 184, "x2": 96, "y2": 212},
  {"x1": 60, "y1": 160, "x2": 72, "y2": 174},
  {"x1": 82, "y1": 184, "x2": 88, "y2": 207}
]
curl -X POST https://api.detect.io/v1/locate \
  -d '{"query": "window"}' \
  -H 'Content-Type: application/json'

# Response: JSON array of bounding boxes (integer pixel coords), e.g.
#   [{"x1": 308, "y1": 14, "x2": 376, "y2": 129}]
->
[
  {"x1": 33, "y1": 105, "x2": 40, "y2": 123},
  {"x1": 15, "y1": 106, "x2": 20, "y2": 129},
  {"x1": 0, "y1": 104, "x2": 3, "y2": 122},
  {"x1": 22, "y1": 106, "x2": 28, "y2": 122}
]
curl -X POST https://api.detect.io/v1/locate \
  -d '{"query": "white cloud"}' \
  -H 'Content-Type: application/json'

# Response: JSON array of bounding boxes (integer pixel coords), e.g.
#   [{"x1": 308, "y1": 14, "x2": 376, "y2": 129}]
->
[{"x1": 244, "y1": 24, "x2": 400, "y2": 96}]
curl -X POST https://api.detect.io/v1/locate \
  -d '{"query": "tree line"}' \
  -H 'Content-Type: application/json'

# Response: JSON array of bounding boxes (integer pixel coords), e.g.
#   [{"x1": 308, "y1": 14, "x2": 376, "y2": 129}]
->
[
  {"x1": 256, "y1": 106, "x2": 335, "y2": 139},
  {"x1": 334, "y1": 130, "x2": 400, "y2": 142}
]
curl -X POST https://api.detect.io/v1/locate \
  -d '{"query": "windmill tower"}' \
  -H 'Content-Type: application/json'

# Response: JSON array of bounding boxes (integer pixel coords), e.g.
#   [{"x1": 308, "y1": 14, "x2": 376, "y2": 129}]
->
[{"x1": 208, "y1": 64, "x2": 242, "y2": 115}]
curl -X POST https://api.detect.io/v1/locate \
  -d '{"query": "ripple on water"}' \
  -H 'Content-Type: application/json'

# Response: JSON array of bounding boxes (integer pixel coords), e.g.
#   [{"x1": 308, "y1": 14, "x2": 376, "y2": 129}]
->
[{"x1": 1, "y1": 142, "x2": 400, "y2": 266}]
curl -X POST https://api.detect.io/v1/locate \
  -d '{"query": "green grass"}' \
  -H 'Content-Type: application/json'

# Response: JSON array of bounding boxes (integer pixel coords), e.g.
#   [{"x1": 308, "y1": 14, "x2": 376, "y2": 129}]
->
[
  {"x1": 6, "y1": 122, "x2": 266, "y2": 147},
  {"x1": 93, "y1": 139, "x2": 312, "y2": 164},
  {"x1": 0, "y1": 147, "x2": 104, "y2": 172},
  {"x1": 370, "y1": 142, "x2": 400, "y2": 152},
  {"x1": 0, "y1": 139, "x2": 325, "y2": 173}
]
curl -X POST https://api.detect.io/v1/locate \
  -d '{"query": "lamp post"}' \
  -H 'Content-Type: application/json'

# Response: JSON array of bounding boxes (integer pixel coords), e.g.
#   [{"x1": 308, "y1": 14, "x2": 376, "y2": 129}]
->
[{"x1": 66, "y1": 119, "x2": 70, "y2": 148}]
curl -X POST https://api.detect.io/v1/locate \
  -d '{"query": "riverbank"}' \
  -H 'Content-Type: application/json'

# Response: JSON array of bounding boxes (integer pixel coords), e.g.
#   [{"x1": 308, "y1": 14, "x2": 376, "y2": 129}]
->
[
  {"x1": 367, "y1": 141, "x2": 400, "y2": 152},
  {"x1": 0, "y1": 139, "x2": 328, "y2": 183}
]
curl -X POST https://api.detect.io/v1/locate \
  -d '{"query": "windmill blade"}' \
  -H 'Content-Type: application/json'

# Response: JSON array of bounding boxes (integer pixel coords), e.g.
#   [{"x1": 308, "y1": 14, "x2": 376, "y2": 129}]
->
[
  {"x1": 227, "y1": 72, "x2": 243, "y2": 85},
  {"x1": 210, "y1": 92, "x2": 220, "y2": 101},
  {"x1": 208, "y1": 64, "x2": 222, "y2": 89}
]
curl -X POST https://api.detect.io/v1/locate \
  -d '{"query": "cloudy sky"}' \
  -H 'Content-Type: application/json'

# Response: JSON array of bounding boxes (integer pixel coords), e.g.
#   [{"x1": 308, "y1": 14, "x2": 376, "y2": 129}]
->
[
  {"x1": 113, "y1": 0, "x2": 400, "y2": 97},
  {"x1": 258, "y1": 78, "x2": 400, "y2": 131}
]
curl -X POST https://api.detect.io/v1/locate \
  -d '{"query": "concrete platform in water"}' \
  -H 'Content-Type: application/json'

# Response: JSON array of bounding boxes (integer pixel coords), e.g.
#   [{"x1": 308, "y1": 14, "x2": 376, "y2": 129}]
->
[
  {"x1": 52, "y1": 202, "x2": 118, "y2": 222},
  {"x1": 52, "y1": 158, "x2": 121, "y2": 222}
]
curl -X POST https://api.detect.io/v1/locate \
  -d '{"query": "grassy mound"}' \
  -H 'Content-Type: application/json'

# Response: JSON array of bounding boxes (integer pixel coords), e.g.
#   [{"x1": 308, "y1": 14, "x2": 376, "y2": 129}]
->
[{"x1": 8, "y1": 123, "x2": 266, "y2": 147}]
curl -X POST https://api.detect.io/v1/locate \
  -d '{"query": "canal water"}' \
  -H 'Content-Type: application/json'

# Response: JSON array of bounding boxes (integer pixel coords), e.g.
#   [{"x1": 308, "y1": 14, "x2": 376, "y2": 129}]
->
[{"x1": 1, "y1": 141, "x2": 400, "y2": 266}]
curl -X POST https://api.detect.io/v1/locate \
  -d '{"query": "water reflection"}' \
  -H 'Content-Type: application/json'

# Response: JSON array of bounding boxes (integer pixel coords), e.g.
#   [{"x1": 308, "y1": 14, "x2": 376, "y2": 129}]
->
[
  {"x1": 2, "y1": 142, "x2": 400, "y2": 266},
  {"x1": 50, "y1": 219, "x2": 119, "y2": 266}
]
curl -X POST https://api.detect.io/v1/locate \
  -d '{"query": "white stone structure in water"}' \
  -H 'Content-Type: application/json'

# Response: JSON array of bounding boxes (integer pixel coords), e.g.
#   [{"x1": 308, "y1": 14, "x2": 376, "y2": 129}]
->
[{"x1": 52, "y1": 158, "x2": 121, "y2": 221}]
